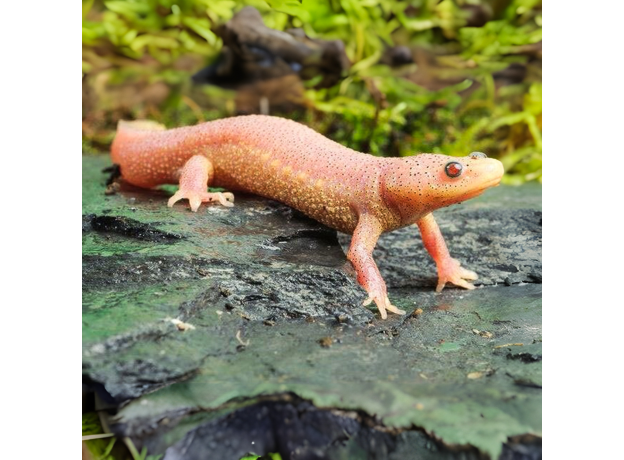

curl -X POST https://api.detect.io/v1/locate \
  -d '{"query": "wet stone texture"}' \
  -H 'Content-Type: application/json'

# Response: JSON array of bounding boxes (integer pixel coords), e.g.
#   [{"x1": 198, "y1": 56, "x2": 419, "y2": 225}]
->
[{"x1": 82, "y1": 155, "x2": 542, "y2": 460}]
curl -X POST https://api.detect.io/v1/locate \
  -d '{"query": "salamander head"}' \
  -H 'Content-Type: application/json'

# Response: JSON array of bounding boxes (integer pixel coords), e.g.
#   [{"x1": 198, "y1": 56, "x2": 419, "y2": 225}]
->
[{"x1": 382, "y1": 152, "x2": 504, "y2": 222}]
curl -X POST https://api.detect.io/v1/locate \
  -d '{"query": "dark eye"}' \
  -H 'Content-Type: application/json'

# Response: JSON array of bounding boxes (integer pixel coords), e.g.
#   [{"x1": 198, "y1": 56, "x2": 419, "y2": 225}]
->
[
  {"x1": 445, "y1": 162, "x2": 463, "y2": 178},
  {"x1": 469, "y1": 151, "x2": 487, "y2": 159}
]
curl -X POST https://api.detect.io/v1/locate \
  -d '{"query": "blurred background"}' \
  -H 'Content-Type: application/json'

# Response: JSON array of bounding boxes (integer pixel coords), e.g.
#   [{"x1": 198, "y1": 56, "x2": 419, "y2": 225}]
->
[{"x1": 82, "y1": 0, "x2": 542, "y2": 185}]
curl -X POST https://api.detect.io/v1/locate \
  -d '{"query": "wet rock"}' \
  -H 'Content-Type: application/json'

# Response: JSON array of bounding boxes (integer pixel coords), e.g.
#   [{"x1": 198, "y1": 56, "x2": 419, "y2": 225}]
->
[
  {"x1": 83, "y1": 214, "x2": 183, "y2": 242},
  {"x1": 115, "y1": 396, "x2": 540, "y2": 460},
  {"x1": 82, "y1": 155, "x2": 542, "y2": 459},
  {"x1": 218, "y1": 268, "x2": 369, "y2": 321}
]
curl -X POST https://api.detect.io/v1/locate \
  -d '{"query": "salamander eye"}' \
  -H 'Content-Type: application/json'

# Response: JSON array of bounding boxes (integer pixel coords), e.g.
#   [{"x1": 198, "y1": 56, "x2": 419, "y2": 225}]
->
[
  {"x1": 469, "y1": 151, "x2": 487, "y2": 159},
  {"x1": 445, "y1": 161, "x2": 463, "y2": 178}
]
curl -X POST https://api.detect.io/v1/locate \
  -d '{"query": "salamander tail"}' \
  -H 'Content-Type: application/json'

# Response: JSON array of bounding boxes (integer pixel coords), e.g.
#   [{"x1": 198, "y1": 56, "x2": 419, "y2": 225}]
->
[{"x1": 112, "y1": 120, "x2": 167, "y2": 165}]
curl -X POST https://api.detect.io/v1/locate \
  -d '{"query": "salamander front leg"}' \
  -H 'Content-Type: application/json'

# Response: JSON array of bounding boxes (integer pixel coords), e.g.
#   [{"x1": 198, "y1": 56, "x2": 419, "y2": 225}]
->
[
  {"x1": 348, "y1": 214, "x2": 406, "y2": 319},
  {"x1": 416, "y1": 213, "x2": 478, "y2": 292},
  {"x1": 168, "y1": 155, "x2": 234, "y2": 212}
]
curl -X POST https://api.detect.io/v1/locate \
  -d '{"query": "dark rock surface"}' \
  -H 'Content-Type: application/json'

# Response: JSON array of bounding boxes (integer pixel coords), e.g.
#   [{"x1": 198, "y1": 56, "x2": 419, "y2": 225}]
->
[
  {"x1": 341, "y1": 207, "x2": 542, "y2": 289},
  {"x1": 82, "y1": 155, "x2": 542, "y2": 459},
  {"x1": 120, "y1": 396, "x2": 540, "y2": 460}
]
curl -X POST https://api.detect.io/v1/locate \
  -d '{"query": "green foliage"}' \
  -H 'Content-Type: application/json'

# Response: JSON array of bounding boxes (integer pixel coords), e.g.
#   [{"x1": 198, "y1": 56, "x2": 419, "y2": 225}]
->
[
  {"x1": 83, "y1": 412, "x2": 117, "y2": 460},
  {"x1": 239, "y1": 454, "x2": 282, "y2": 460},
  {"x1": 126, "y1": 440, "x2": 164, "y2": 460},
  {"x1": 459, "y1": 16, "x2": 542, "y2": 61},
  {"x1": 83, "y1": 412, "x2": 163, "y2": 460},
  {"x1": 83, "y1": 0, "x2": 290, "y2": 64},
  {"x1": 83, "y1": 0, "x2": 542, "y2": 184}
]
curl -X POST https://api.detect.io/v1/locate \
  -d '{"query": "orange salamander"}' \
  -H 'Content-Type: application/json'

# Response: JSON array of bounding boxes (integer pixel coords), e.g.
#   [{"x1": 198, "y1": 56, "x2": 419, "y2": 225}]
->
[{"x1": 111, "y1": 115, "x2": 504, "y2": 319}]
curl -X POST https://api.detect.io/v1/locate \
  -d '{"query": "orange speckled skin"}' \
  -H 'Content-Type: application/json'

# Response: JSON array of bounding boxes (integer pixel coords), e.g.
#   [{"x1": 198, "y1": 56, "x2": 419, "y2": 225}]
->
[
  {"x1": 113, "y1": 116, "x2": 394, "y2": 233},
  {"x1": 112, "y1": 115, "x2": 504, "y2": 318}
]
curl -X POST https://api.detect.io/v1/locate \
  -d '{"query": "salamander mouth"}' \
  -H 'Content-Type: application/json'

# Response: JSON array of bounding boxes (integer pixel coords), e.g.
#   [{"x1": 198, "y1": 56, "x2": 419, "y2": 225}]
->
[
  {"x1": 460, "y1": 176, "x2": 502, "y2": 201},
  {"x1": 483, "y1": 176, "x2": 502, "y2": 189},
  {"x1": 465, "y1": 161, "x2": 504, "y2": 198}
]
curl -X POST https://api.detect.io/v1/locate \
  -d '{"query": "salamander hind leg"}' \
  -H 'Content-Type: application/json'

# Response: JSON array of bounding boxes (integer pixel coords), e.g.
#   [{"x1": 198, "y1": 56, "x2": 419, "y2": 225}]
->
[{"x1": 167, "y1": 155, "x2": 235, "y2": 212}]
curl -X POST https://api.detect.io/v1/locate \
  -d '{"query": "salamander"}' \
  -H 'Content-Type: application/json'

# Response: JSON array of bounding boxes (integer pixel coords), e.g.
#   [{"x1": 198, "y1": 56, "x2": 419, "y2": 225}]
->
[{"x1": 111, "y1": 115, "x2": 504, "y2": 318}]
